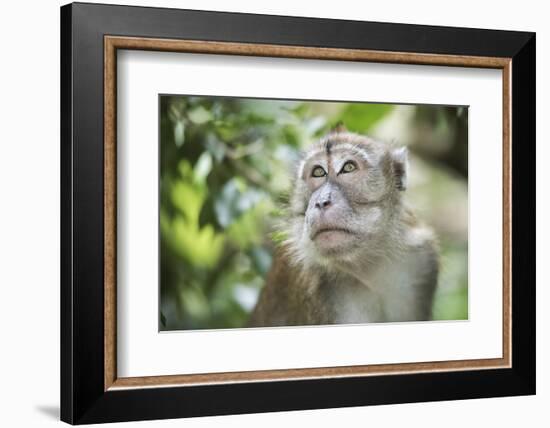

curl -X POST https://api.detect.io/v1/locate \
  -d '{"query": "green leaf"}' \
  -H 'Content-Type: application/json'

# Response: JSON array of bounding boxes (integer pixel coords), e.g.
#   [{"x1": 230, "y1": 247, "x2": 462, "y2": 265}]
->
[
  {"x1": 339, "y1": 103, "x2": 393, "y2": 133},
  {"x1": 193, "y1": 152, "x2": 213, "y2": 184},
  {"x1": 188, "y1": 105, "x2": 212, "y2": 124},
  {"x1": 170, "y1": 216, "x2": 224, "y2": 267},
  {"x1": 180, "y1": 285, "x2": 211, "y2": 320},
  {"x1": 214, "y1": 179, "x2": 265, "y2": 228},
  {"x1": 174, "y1": 121, "x2": 185, "y2": 147},
  {"x1": 171, "y1": 178, "x2": 206, "y2": 225}
]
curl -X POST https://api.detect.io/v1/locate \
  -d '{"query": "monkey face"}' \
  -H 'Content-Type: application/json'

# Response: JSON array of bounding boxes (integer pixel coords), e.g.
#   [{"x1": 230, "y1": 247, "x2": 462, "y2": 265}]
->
[
  {"x1": 305, "y1": 182, "x2": 362, "y2": 255},
  {"x1": 288, "y1": 132, "x2": 408, "y2": 265},
  {"x1": 302, "y1": 149, "x2": 387, "y2": 256}
]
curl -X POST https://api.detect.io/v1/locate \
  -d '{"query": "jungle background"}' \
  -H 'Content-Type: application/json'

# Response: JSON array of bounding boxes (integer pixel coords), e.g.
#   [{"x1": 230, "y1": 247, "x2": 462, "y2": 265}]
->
[{"x1": 159, "y1": 95, "x2": 468, "y2": 330}]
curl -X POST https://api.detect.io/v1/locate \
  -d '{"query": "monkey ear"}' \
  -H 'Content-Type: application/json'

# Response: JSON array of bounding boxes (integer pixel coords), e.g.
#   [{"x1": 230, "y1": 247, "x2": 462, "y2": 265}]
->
[
  {"x1": 391, "y1": 147, "x2": 408, "y2": 191},
  {"x1": 332, "y1": 122, "x2": 347, "y2": 133}
]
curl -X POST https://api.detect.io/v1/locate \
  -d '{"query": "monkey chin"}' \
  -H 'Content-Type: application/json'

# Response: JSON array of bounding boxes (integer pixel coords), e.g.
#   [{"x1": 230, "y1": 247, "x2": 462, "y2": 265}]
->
[{"x1": 312, "y1": 229, "x2": 357, "y2": 257}]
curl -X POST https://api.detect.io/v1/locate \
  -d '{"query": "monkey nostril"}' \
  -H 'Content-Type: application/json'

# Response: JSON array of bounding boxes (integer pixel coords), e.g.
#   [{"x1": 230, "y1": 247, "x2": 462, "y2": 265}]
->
[{"x1": 316, "y1": 199, "x2": 331, "y2": 210}]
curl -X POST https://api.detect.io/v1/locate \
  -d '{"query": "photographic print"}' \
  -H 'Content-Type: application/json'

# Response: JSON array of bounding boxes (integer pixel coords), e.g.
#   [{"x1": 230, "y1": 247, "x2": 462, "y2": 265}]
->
[
  {"x1": 159, "y1": 95, "x2": 468, "y2": 331},
  {"x1": 62, "y1": 6, "x2": 534, "y2": 422}
]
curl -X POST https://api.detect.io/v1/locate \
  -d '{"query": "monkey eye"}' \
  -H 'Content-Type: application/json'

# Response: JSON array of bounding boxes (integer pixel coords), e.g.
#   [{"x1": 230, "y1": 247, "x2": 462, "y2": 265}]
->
[
  {"x1": 340, "y1": 161, "x2": 357, "y2": 174},
  {"x1": 311, "y1": 166, "x2": 327, "y2": 178}
]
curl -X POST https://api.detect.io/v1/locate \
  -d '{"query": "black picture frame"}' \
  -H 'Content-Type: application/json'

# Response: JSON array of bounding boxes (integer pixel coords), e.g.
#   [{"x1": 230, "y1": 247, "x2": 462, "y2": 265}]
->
[{"x1": 61, "y1": 2, "x2": 535, "y2": 424}]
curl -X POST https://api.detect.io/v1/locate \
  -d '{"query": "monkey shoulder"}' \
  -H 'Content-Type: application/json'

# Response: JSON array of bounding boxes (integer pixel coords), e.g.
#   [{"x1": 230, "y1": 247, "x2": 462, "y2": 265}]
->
[
  {"x1": 403, "y1": 220, "x2": 439, "y2": 282},
  {"x1": 248, "y1": 246, "x2": 314, "y2": 327},
  {"x1": 385, "y1": 222, "x2": 439, "y2": 321}
]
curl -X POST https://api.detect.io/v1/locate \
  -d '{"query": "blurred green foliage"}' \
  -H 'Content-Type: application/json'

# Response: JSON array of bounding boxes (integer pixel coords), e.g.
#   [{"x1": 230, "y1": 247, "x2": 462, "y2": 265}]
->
[{"x1": 160, "y1": 96, "x2": 468, "y2": 330}]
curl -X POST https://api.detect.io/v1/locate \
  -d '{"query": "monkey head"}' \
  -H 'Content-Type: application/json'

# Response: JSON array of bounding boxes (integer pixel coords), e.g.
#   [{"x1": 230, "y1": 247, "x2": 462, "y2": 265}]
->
[{"x1": 286, "y1": 129, "x2": 409, "y2": 269}]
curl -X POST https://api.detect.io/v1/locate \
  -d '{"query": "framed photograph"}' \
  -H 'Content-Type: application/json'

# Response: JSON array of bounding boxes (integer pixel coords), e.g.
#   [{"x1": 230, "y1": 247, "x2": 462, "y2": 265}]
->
[{"x1": 60, "y1": 2, "x2": 535, "y2": 424}]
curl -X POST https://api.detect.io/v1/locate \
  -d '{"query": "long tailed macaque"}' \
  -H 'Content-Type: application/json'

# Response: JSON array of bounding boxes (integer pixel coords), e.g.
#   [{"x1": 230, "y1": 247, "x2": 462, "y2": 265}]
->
[{"x1": 249, "y1": 127, "x2": 438, "y2": 327}]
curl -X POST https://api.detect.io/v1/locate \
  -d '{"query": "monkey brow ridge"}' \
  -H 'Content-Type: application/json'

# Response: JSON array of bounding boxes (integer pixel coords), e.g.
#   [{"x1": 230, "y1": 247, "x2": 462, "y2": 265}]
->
[
  {"x1": 298, "y1": 133, "x2": 378, "y2": 178},
  {"x1": 320, "y1": 132, "x2": 376, "y2": 152}
]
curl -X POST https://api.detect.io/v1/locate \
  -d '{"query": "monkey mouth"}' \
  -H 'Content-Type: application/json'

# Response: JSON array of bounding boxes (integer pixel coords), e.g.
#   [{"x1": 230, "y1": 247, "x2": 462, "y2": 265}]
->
[{"x1": 311, "y1": 227, "x2": 354, "y2": 240}]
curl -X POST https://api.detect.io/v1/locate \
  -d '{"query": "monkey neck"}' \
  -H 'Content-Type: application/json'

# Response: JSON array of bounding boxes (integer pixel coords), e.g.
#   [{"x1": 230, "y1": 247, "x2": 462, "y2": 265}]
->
[
  {"x1": 320, "y1": 250, "x2": 401, "y2": 291},
  {"x1": 312, "y1": 218, "x2": 409, "y2": 290}
]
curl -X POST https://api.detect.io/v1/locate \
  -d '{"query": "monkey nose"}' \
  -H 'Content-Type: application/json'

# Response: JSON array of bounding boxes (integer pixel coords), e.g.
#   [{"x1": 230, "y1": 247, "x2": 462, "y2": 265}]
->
[{"x1": 315, "y1": 199, "x2": 332, "y2": 210}]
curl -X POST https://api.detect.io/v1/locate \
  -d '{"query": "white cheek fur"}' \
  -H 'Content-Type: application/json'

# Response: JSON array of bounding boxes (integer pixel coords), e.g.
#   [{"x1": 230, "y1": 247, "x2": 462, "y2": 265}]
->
[{"x1": 364, "y1": 207, "x2": 382, "y2": 225}]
